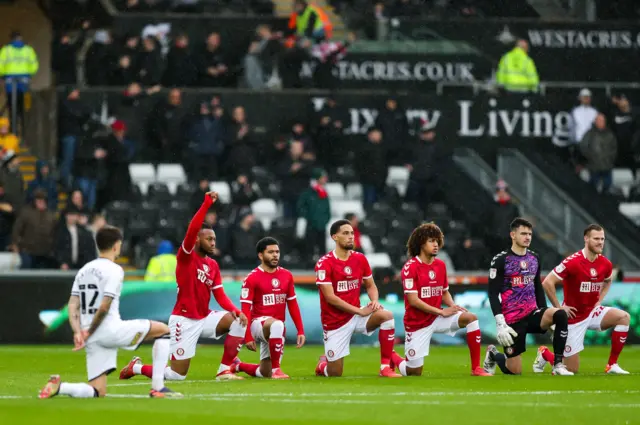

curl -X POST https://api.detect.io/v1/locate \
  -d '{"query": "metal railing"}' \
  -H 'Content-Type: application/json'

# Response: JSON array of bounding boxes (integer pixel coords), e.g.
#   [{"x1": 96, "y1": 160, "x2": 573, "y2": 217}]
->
[
  {"x1": 436, "y1": 80, "x2": 640, "y2": 96},
  {"x1": 453, "y1": 147, "x2": 573, "y2": 255},
  {"x1": 497, "y1": 148, "x2": 640, "y2": 268}
]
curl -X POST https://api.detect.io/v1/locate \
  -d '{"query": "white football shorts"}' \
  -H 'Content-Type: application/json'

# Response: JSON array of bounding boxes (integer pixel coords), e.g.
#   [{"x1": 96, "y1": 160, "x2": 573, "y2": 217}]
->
[
  {"x1": 404, "y1": 312, "x2": 462, "y2": 368},
  {"x1": 323, "y1": 312, "x2": 374, "y2": 362},
  {"x1": 564, "y1": 306, "x2": 611, "y2": 357},
  {"x1": 169, "y1": 311, "x2": 228, "y2": 360}
]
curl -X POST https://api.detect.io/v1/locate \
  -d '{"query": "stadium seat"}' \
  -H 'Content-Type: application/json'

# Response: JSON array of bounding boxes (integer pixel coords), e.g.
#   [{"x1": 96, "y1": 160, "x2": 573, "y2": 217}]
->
[
  {"x1": 251, "y1": 199, "x2": 278, "y2": 231},
  {"x1": 270, "y1": 218, "x2": 297, "y2": 251},
  {"x1": 210, "y1": 181, "x2": 231, "y2": 204},
  {"x1": 128, "y1": 217, "x2": 156, "y2": 239},
  {"x1": 157, "y1": 164, "x2": 187, "y2": 184},
  {"x1": 104, "y1": 200, "x2": 131, "y2": 228},
  {"x1": 132, "y1": 201, "x2": 159, "y2": 224},
  {"x1": 367, "y1": 253, "x2": 393, "y2": 269},
  {"x1": 130, "y1": 184, "x2": 143, "y2": 202},
  {"x1": 169, "y1": 200, "x2": 190, "y2": 215},
  {"x1": 296, "y1": 217, "x2": 307, "y2": 239},
  {"x1": 399, "y1": 203, "x2": 423, "y2": 226},
  {"x1": 386, "y1": 166, "x2": 410, "y2": 196},
  {"x1": 176, "y1": 182, "x2": 196, "y2": 202},
  {"x1": 326, "y1": 183, "x2": 346, "y2": 200},
  {"x1": 0, "y1": 252, "x2": 20, "y2": 269},
  {"x1": 331, "y1": 199, "x2": 365, "y2": 219},
  {"x1": 426, "y1": 202, "x2": 449, "y2": 216},
  {"x1": 129, "y1": 163, "x2": 156, "y2": 195},
  {"x1": 346, "y1": 183, "x2": 363, "y2": 200},
  {"x1": 613, "y1": 168, "x2": 635, "y2": 188},
  {"x1": 147, "y1": 182, "x2": 172, "y2": 203},
  {"x1": 334, "y1": 165, "x2": 358, "y2": 184},
  {"x1": 619, "y1": 203, "x2": 640, "y2": 225}
]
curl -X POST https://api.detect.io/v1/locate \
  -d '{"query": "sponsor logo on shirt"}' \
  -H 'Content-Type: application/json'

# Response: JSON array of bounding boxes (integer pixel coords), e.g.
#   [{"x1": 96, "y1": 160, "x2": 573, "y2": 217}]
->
[
  {"x1": 420, "y1": 286, "x2": 443, "y2": 298},
  {"x1": 262, "y1": 293, "x2": 287, "y2": 306},
  {"x1": 580, "y1": 281, "x2": 602, "y2": 293},
  {"x1": 337, "y1": 280, "x2": 360, "y2": 292},
  {"x1": 512, "y1": 275, "x2": 534, "y2": 287}
]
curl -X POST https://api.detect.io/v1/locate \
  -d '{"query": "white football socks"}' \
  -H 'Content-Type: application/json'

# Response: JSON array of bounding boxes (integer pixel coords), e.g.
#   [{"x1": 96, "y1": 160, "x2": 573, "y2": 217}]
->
[
  {"x1": 59, "y1": 382, "x2": 96, "y2": 398},
  {"x1": 151, "y1": 338, "x2": 170, "y2": 391}
]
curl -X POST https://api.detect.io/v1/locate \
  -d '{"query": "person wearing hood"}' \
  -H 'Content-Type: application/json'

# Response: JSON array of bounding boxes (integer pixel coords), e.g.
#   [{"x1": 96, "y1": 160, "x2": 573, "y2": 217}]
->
[
  {"x1": 10, "y1": 189, "x2": 56, "y2": 269},
  {"x1": 54, "y1": 206, "x2": 96, "y2": 270},
  {"x1": 52, "y1": 21, "x2": 89, "y2": 85},
  {"x1": 0, "y1": 151, "x2": 24, "y2": 213},
  {"x1": 144, "y1": 239, "x2": 177, "y2": 282},
  {"x1": 296, "y1": 168, "x2": 331, "y2": 258},
  {"x1": 0, "y1": 30, "x2": 39, "y2": 130},
  {"x1": 26, "y1": 160, "x2": 58, "y2": 210},
  {"x1": 0, "y1": 117, "x2": 19, "y2": 152}
]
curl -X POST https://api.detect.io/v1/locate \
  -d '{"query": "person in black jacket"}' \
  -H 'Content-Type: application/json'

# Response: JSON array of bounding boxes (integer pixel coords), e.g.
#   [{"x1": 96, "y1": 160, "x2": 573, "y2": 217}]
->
[
  {"x1": 145, "y1": 88, "x2": 185, "y2": 162},
  {"x1": 101, "y1": 122, "x2": 134, "y2": 208},
  {"x1": 163, "y1": 33, "x2": 197, "y2": 87},
  {"x1": 85, "y1": 30, "x2": 116, "y2": 86},
  {"x1": 275, "y1": 140, "x2": 314, "y2": 219},
  {"x1": 405, "y1": 127, "x2": 448, "y2": 213},
  {"x1": 73, "y1": 132, "x2": 107, "y2": 211},
  {"x1": 375, "y1": 97, "x2": 408, "y2": 166},
  {"x1": 196, "y1": 32, "x2": 229, "y2": 87},
  {"x1": 54, "y1": 206, "x2": 96, "y2": 270},
  {"x1": 51, "y1": 21, "x2": 89, "y2": 85},
  {"x1": 356, "y1": 128, "x2": 387, "y2": 210},
  {"x1": 136, "y1": 36, "x2": 164, "y2": 86},
  {"x1": 58, "y1": 88, "x2": 91, "y2": 188}
]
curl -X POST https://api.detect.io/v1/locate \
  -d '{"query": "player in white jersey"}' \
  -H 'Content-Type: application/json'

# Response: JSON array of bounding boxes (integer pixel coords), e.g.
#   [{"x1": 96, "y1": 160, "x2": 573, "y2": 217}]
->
[{"x1": 39, "y1": 226, "x2": 182, "y2": 399}]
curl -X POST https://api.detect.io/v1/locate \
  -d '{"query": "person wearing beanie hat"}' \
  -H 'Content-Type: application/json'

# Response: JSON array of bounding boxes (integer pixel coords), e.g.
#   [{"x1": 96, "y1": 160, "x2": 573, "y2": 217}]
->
[
  {"x1": 297, "y1": 168, "x2": 331, "y2": 258},
  {"x1": 144, "y1": 240, "x2": 177, "y2": 282}
]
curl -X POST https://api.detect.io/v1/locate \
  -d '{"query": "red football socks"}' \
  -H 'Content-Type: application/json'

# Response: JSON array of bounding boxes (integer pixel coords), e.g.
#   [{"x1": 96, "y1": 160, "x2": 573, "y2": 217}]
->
[
  {"x1": 269, "y1": 338, "x2": 284, "y2": 370},
  {"x1": 541, "y1": 347, "x2": 555, "y2": 363},
  {"x1": 221, "y1": 335, "x2": 243, "y2": 366},
  {"x1": 141, "y1": 365, "x2": 153, "y2": 378},
  {"x1": 608, "y1": 330, "x2": 628, "y2": 365},
  {"x1": 379, "y1": 328, "x2": 395, "y2": 366},
  {"x1": 466, "y1": 329, "x2": 482, "y2": 370},
  {"x1": 238, "y1": 362, "x2": 261, "y2": 377}
]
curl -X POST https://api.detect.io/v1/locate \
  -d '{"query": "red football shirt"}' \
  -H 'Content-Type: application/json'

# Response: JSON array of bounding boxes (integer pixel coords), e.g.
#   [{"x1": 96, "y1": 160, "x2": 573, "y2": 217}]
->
[
  {"x1": 315, "y1": 250, "x2": 373, "y2": 331},
  {"x1": 402, "y1": 256, "x2": 449, "y2": 331},
  {"x1": 552, "y1": 249, "x2": 613, "y2": 324},
  {"x1": 240, "y1": 266, "x2": 297, "y2": 322},
  {"x1": 172, "y1": 241, "x2": 222, "y2": 320}
]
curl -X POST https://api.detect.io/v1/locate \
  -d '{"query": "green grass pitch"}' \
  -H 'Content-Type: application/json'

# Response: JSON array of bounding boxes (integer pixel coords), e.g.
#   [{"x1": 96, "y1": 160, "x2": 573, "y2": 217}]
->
[{"x1": 0, "y1": 345, "x2": 638, "y2": 425}]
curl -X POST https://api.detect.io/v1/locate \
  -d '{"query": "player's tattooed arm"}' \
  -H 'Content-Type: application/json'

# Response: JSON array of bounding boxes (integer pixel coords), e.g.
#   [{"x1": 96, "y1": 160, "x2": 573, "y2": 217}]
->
[
  {"x1": 67, "y1": 295, "x2": 82, "y2": 334},
  {"x1": 86, "y1": 295, "x2": 114, "y2": 337}
]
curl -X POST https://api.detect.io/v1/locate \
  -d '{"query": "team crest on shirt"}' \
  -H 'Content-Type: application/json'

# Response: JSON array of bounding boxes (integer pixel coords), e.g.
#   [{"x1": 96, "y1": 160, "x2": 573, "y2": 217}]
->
[
  {"x1": 203, "y1": 264, "x2": 210, "y2": 273},
  {"x1": 344, "y1": 266, "x2": 352, "y2": 275},
  {"x1": 590, "y1": 268, "x2": 597, "y2": 277},
  {"x1": 241, "y1": 288, "x2": 249, "y2": 299},
  {"x1": 327, "y1": 350, "x2": 335, "y2": 358},
  {"x1": 408, "y1": 349, "x2": 416, "y2": 357},
  {"x1": 555, "y1": 264, "x2": 566, "y2": 274},
  {"x1": 428, "y1": 270, "x2": 436, "y2": 280},
  {"x1": 272, "y1": 278, "x2": 280, "y2": 288},
  {"x1": 520, "y1": 261, "x2": 528, "y2": 270},
  {"x1": 177, "y1": 348, "x2": 185, "y2": 356},
  {"x1": 317, "y1": 270, "x2": 326, "y2": 281},
  {"x1": 505, "y1": 347, "x2": 514, "y2": 355}
]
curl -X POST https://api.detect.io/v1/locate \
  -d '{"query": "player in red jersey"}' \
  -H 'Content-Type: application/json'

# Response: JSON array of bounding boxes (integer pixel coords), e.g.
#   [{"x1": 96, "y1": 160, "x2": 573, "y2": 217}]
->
[
  {"x1": 231, "y1": 237, "x2": 305, "y2": 379},
  {"x1": 119, "y1": 192, "x2": 249, "y2": 381},
  {"x1": 534, "y1": 224, "x2": 631, "y2": 375},
  {"x1": 314, "y1": 219, "x2": 401, "y2": 378},
  {"x1": 388, "y1": 223, "x2": 491, "y2": 377}
]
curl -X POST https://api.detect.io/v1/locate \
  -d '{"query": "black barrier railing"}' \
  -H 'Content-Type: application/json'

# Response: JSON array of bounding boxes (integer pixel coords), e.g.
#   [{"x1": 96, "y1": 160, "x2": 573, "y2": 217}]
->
[{"x1": 436, "y1": 81, "x2": 640, "y2": 96}]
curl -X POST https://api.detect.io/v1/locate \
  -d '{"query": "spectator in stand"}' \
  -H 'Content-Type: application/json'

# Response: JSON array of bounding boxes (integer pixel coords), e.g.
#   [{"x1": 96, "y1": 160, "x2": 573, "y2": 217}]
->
[
  {"x1": 485, "y1": 179, "x2": 520, "y2": 255},
  {"x1": 0, "y1": 181, "x2": 16, "y2": 250},
  {"x1": 136, "y1": 36, "x2": 164, "y2": 86},
  {"x1": 291, "y1": 121, "x2": 315, "y2": 155},
  {"x1": 172, "y1": 0, "x2": 203, "y2": 13},
  {"x1": 344, "y1": 212, "x2": 362, "y2": 252},
  {"x1": 146, "y1": 88, "x2": 185, "y2": 162},
  {"x1": 26, "y1": 160, "x2": 58, "y2": 211},
  {"x1": 313, "y1": 96, "x2": 344, "y2": 168},
  {"x1": 197, "y1": 32, "x2": 229, "y2": 87},
  {"x1": 54, "y1": 206, "x2": 96, "y2": 270},
  {"x1": 68, "y1": 189, "x2": 91, "y2": 219},
  {"x1": 186, "y1": 102, "x2": 225, "y2": 181},
  {"x1": 102, "y1": 120, "x2": 134, "y2": 207},
  {"x1": 244, "y1": 24, "x2": 283, "y2": 90},
  {"x1": 87, "y1": 213, "x2": 107, "y2": 240},
  {"x1": 356, "y1": 128, "x2": 387, "y2": 210},
  {"x1": 276, "y1": 140, "x2": 314, "y2": 219},
  {"x1": 310, "y1": 32, "x2": 355, "y2": 89},
  {"x1": 231, "y1": 210, "x2": 263, "y2": 268},
  {"x1": 123, "y1": 0, "x2": 169, "y2": 12},
  {"x1": 230, "y1": 173, "x2": 261, "y2": 210},
  {"x1": 144, "y1": 239, "x2": 177, "y2": 281},
  {"x1": 10, "y1": 189, "x2": 56, "y2": 269},
  {"x1": 375, "y1": 97, "x2": 408, "y2": 165},
  {"x1": 0, "y1": 151, "x2": 24, "y2": 214},
  {"x1": 225, "y1": 106, "x2": 256, "y2": 177},
  {"x1": 114, "y1": 83, "x2": 161, "y2": 148},
  {"x1": 0, "y1": 117, "x2": 19, "y2": 153},
  {"x1": 496, "y1": 39, "x2": 539, "y2": 93},
  {"x1": 52, "y1": 21, "x2": 89, "y2": 85},
  {"x1": 610, "y1": 95, "x2": 638, "y2": 179},
  {"x1": 568, "y1": 88, "x2": 599, "y2": 163},
  {"x1": 204, "y1": 209, "x2": 229, "y2": 262},
  {"x1": 120, "y1": 33, "x2": 140, "y2": 63},
  {"x1": 405, "y1": 126, "x2": 445, "y2": 213},
  {"x1": 580, "y1": 113, "x2": 618, "y2": 194},
  {"x1": 85, "y1": 30, "x2": 116, "y2": 86},
  {"x1": 74, "y1": 132, "x2": 108, "y2": 211},
  {"x1": 163, "y1": 33, "x2": 197, "y2": 87},
  {"x1": 452, "y1": 237, "x2": 487, "y2": 270},
  {"x1": 58, "y1": 88, "x2": 91, "y2": 188},
  {"x1": 297, "y1": 168, "x2": 330, "y2": 258},
  {"x1": 190, "y1": 178, "x2": 211, "y2": 214},
  {"x1": 110, "y1": 54, "x2": 136, "y2": 86}
]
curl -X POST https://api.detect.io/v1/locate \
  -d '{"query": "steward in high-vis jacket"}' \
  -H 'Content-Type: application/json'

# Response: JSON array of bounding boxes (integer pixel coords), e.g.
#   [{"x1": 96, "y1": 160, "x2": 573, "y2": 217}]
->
[{"x1": 496, "y1": 39, "x2": 539, "y2": 93}]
